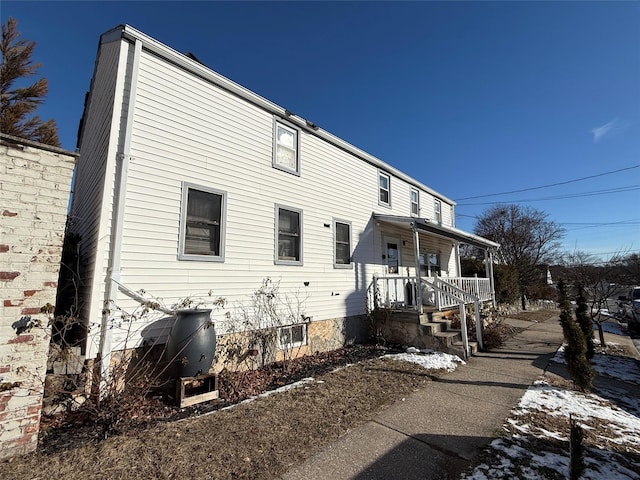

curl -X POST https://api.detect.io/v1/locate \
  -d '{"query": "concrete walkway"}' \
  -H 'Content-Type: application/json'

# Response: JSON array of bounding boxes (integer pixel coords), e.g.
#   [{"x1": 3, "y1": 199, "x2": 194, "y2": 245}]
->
[{"x1": 282, "y1": 315, "x2": 565, "y2": 480}]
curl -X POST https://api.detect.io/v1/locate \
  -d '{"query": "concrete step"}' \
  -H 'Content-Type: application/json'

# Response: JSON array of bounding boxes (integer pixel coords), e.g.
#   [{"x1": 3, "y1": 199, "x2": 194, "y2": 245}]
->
[
  {"x1": 451, "y1": 340, "x2": 479, "y2": 358},
  {"x1": 432, "y1": 330, "x2": 461, "y2": 346},
  {"x1": 429, "y1": 311, "x2": 449, "y2": 322},
  {"x1": 423, "y1": 320, "x2": 453, "y2": 335}
]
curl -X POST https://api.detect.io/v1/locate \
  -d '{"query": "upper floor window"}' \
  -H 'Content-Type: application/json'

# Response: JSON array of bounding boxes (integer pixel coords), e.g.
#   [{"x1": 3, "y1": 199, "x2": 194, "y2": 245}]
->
[
  {"x1": 410, "y1": 188, "x2": 420, "y2": 216},
  {"x1": 434, "y1": 199, "x2": 442, "y2": 223},
  {"x1": 334, "y1": 220, "x2": 352, "y2": 268},
  {"x1": 276, "y1": 205, "x2": 302, "y2": 265},
  {"x1": 179, "y1": 183, "x2": 226, "y2": 261},
  {"x1": 273, "y1": 119, "x2": 300, "y2": 175},
  {"x1": 379, "y1": 172, "x2": 390, "y2": 206}
]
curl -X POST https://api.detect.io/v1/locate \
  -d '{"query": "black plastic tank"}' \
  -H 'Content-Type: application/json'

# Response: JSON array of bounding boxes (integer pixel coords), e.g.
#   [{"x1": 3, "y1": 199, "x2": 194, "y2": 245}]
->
[{"x1": 165, "y1": 309, "x2": 216, "y2": 378}]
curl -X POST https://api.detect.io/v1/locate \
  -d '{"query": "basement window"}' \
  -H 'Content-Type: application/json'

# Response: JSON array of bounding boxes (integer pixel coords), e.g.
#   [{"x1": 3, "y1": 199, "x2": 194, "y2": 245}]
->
[{"x1": 278, "y1": 323, "x2": 307, "y2": 349}]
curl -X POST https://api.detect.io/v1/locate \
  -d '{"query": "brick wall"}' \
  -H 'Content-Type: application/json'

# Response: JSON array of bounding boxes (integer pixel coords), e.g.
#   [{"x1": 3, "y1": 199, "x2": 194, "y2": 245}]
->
[{"x1": 0, "y1": 134, "x2": 76, "y2": 460}]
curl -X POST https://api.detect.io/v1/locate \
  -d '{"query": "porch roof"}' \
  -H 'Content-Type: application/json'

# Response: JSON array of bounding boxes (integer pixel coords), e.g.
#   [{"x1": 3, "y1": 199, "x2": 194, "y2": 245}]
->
[{"x1": 373, "y1": 214, "x2": 500, "y2": 250}]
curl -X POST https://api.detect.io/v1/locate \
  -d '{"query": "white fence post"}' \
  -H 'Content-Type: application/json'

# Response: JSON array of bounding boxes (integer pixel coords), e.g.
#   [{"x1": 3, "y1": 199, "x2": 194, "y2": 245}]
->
[
  {"x1": 460, "y1": 301, "x2": 469, "y2": 359},
  {"x1": 474, "y1": 299, "x2": 483, "y2": 351}
]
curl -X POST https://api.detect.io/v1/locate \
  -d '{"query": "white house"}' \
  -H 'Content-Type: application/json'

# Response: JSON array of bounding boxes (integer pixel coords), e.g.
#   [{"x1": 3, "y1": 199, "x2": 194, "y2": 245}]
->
[{"x1": 69, "y1": 25, "x2": 499, "y2": 376}]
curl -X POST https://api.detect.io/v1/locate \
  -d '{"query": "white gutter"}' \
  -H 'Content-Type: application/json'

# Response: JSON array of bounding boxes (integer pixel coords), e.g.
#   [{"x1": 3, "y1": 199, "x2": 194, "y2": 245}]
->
[
  {"x1": 98, "y1": 36, "x2": 142, "y2": 397},
  {"x1": 108, "y1": 24, "x2": 455, "y2": 207}
]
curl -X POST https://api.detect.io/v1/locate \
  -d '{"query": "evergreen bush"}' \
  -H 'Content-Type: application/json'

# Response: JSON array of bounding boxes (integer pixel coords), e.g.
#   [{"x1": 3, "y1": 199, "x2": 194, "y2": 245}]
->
[{"x1": 558, "y1": 281, "x2": 595, "y2": 392}]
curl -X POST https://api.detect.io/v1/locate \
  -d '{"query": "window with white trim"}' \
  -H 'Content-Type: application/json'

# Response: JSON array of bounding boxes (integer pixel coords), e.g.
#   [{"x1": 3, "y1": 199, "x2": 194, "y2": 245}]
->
[
  {"x1": 434, "y1": 199, "x2": 442, "y2": 223},
  {"x1": 334, "y1": 220, "x2": 352, "y2": 267},
  {"x1": 419, "y1": 253, "x2": 441, "y2": 276},
  {"x1": 273, "y1": 120, "x2": 300, "y2": 174},
  {"x1": 276, "y1": 206, "x2": 302, "y2": 264},
  {"x1": 278, "y1": 324, "x2": 307, "y2": 349},
  {"x1": 410, "y1": 188, "x2": 420, "y2": 216},
  {"x1": 379, "y1": 172, "x2": 390, "y2": 206},
  {"x1": 179, "y1": 183, "x2": 226, "y2": 261}
]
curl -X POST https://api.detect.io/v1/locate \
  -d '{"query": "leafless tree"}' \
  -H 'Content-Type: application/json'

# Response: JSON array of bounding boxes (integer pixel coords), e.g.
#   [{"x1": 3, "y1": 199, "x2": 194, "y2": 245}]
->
[
  {"x1": 561, "y1": 249, "x2": 629, "y2": 348},
  {"x1": 1, "y1": 17, "x2": 59, "y2": 146},
  {"x1": 474, "y1": 204, "x2": 564, "y2": 309}
]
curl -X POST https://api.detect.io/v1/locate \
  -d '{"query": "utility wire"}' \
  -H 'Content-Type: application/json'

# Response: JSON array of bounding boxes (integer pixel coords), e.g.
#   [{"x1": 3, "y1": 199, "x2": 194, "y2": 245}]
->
[
  {"x1": 456, "y1": 184, "x2": 640, "y2": 206},
  {"x1": 455, "y1": 164, "x2": 640, "y2": 201}
]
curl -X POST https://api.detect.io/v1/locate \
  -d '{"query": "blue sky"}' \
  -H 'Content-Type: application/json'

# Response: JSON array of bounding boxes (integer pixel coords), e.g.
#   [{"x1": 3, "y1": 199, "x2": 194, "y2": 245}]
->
[{"x1": 3, "y1": 1, "x2": 639, "y2": 261}]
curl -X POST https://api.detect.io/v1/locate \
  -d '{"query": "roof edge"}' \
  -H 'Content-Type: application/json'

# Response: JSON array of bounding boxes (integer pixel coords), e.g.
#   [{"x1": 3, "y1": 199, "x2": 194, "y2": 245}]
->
[
  {"x1": 374, "y1": 214, "x2": 500, "y2": 250},
  {"x1": 104, "y1": 24, "x2": 455, "y2": 206}
]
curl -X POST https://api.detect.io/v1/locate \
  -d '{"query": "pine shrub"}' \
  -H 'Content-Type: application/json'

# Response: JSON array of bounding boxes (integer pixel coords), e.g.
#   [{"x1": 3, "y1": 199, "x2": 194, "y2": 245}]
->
[
  {"x1": 575, "y1": 284, "x2": 595, "y2": 359},
  {"x1": 558, "y1": 281, "x2": 595, "y2": 392}
]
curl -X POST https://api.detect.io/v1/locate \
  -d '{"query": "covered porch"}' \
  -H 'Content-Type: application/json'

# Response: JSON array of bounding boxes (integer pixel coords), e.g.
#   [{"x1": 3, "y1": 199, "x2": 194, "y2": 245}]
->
[{"x1": 367, "y1": 214, "x2": 500, "y2": 357}]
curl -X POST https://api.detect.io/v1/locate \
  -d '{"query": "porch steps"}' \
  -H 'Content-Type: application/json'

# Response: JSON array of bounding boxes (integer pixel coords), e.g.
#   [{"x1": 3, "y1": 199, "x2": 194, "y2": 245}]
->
[{"x1": 389, "y1": 310, "x2": 478, "y2": 358}]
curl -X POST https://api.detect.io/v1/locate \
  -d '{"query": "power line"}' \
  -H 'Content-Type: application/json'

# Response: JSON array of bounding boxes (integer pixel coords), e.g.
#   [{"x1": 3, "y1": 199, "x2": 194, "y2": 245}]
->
[
  {"x1": 454, "y1": 164, "x2": 640, "y2": 201},
  {"x1": 456, "y1": 184, "x2": 640, "y2": 206},
  {"x1": 457, "y1": 214, "x2": 640, "y2": 230}
]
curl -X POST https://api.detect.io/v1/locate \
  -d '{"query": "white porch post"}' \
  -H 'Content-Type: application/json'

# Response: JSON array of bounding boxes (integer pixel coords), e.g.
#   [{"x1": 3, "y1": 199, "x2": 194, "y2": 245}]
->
[
  {"x1": 455, "y1": 242, "x2": 462, "y2": 277},
  {"x1": 485, "y1": 249, "x2": 496, "y2": 308},
  {"x1": 412, "y1": 223, "x2": 423, "y2": 314},
  {"x1": 459, "y1": 301, "x2": 469, "y2": 359},
  {"x1": 474, "y1": 299, "x2": 483, "y2": 351}
]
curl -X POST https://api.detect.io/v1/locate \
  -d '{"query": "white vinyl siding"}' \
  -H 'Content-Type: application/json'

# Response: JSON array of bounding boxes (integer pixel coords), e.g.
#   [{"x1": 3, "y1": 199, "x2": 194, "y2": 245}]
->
[
  {"x1": 70, "y1": 39, "x2": 133, "y2": 358},
  {"x1": 78, "y1": 32, "x2": 462, "y2": 355}
]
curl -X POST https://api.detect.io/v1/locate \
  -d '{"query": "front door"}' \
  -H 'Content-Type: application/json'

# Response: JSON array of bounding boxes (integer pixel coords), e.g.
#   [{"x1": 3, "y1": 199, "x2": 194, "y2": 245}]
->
[
  {"x1": 384, "y1": 237, "x2": 401, "y2": 275},
  {"x1": 383, "y1": 236, "x2": 404, "y2": 305}
]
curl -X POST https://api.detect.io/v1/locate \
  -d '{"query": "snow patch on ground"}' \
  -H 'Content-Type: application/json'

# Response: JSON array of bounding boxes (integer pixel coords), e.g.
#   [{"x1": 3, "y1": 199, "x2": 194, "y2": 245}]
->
[
  {"x1": 551, "y1": 344, "x2": 640, "y2": 383},
  {"x1": 463, "y1": 343, "x2": 640, "y2": 479},
  {"x1": 385, "y1": 351, "x2": 465, "y2": 371}
]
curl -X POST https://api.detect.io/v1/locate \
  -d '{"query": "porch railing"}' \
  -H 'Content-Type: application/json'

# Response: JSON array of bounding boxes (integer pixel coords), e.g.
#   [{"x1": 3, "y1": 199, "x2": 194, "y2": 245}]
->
[
  {"x1": 368, "y1": 275, "x2": 489, "y2": 357},
  {"x1": 368, "y1": 275, "x2": 492, "y2": 312}
]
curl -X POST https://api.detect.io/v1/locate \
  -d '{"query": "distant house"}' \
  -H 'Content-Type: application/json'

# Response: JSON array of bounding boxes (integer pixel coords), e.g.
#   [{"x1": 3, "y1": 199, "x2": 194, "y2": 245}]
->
[{"x1": 69, "y1": 25, "x2": 499, "y2": 378}]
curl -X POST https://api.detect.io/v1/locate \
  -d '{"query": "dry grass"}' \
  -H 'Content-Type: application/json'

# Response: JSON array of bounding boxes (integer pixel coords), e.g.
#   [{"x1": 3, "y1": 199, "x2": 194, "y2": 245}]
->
[
  {"x1": 1, "y1": 311, "x2": 562, "y2": 479},
  {"x1": 0, "y1": 355, "x2": 437, "y2": 480}
]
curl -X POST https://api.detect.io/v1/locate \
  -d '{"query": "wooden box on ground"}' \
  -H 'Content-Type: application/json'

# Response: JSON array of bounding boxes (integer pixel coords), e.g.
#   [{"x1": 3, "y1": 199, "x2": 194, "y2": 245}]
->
[{"x1": 176, "y1": 373, "x2": 219, "y2": 408}]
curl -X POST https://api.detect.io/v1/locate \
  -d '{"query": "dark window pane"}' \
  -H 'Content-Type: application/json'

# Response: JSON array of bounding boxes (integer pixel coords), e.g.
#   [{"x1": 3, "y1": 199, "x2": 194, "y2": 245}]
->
[
  {"x1": 336, "y1": 244, "x2": 350, "y2": 264},
  {"x1": 278, "y1": 208, "x2": 300, "y2": 261},
  {"x1": 185, "y1": 189, "x2": 222, "y2": 256},
  {"x1": 336, "y1": 223, "x2": 349, "y2": 242},
  {"x1": 292, "y1": 325, "x2": 304, "y2": 344}
]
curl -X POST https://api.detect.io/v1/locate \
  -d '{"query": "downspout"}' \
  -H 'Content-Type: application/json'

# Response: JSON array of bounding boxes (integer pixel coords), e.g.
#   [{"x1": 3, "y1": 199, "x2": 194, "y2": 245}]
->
[
  {"x1": 98, "y1": 37, "x2": 142, "y2": 397},
  {"x1": 412, "y1": 223, "x2": 423, "y2": 314}
]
